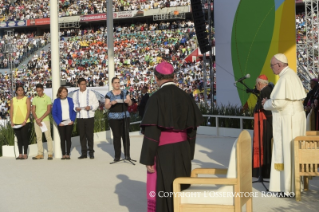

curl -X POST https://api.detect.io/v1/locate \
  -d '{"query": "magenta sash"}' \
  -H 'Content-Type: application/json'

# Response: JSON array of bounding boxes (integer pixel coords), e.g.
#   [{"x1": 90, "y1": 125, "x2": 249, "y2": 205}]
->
[
  {"x1": 159, "y1": 131, "x2": 187, "y2": 146},
  {"x1": 147, "y1": 157, "x2": 157, "y2": 212},
  {"x1": 146, "y1": 130, "x2": 187, "y2": 212}
]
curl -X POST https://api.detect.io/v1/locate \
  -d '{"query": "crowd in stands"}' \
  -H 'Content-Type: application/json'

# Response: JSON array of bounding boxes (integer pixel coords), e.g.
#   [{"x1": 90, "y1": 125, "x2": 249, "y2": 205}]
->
[
  {"x1": 0, "y1": 20, "x2": 214, "y2": 113},
  {"x1": 0, "y1": 31, "x2": 49, "y2": 69},
  {"x1": 296, "y1": 12, "x2": 319, "y2": 90},
  {"x1": 0, "y1": 0, "x2": 190, "y2": 21}
]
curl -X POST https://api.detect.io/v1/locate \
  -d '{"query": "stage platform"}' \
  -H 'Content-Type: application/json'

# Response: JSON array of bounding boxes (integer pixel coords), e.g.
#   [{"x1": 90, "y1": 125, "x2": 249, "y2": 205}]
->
[{"x1": 0, "y1": 134, "x2": 318, "y2": 212}]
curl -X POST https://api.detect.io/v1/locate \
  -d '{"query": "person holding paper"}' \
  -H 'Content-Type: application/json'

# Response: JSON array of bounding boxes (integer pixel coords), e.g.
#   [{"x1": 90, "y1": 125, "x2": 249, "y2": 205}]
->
[
  {"x1": 52, "y1": 86, "x2": 76, "y2": 160},
  {"x1": 32, "y1": 84, "x2": 54, "y2": 160},
  {"x1": 72, "y1": 78, "x2": 99, "y2": 159},
  {"x1": 10, "y1": 85, "x2": 31, "y2": 160},
  {"x1": 105, "y1": 77, "x2": 132, "y2": 162}
]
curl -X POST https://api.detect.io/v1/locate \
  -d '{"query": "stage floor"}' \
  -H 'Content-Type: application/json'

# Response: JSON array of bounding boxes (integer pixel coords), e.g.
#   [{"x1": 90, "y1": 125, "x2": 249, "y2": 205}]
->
[{"x1": 0, "y1": 134, "x2": 318, "y2": 212}]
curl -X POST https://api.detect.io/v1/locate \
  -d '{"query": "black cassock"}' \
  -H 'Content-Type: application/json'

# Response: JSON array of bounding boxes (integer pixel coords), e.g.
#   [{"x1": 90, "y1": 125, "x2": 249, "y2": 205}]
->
[
  {"x1": 140, "y1": 83, "x2": 203, "y2": 212},
  {"x1": 138, "y1": 93, "x2": 150, "y2": 118},
  {"x1": 252, "y1": 85, "x2": 273, "y2": 179}
]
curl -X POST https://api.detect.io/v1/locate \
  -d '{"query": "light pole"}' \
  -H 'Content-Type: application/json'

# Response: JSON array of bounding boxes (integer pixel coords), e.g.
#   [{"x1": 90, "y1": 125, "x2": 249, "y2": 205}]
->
[
  {"x1": 106, "y1": 0, "x2": 115, "y2": 141},
  {"x1": 50, "y1": 0, "x2": 62, "y2": 159},
  {"x1": 208, "y1": 0, "x2": 214, "y2": 110}
]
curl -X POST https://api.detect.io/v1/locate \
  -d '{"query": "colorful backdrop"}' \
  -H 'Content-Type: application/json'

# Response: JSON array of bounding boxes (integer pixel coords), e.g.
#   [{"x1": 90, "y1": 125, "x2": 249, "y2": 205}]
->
[{"x1": 215, "y1": 0, "x2": 296, "y2": 108}]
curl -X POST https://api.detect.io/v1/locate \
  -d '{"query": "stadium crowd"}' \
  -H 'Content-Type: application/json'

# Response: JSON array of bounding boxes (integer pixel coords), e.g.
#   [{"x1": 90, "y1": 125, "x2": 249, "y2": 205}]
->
[
  {"x1": 296, "y1": 12, "x2": 319, "y2": 90},
  {"x1": 0, "y1": 0, "x2": 190, "y2": 21},
  {"x1": 0, "y1": 20, "x2": 214, "y2": 114},
  {"x1": 0, "y1": 31, "x2": 49, "y2": 68}
]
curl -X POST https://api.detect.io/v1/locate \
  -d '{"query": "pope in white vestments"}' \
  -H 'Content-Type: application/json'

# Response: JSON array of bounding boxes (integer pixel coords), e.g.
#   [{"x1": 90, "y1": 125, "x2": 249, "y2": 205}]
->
[{"x1": 262, "y1": 54, "x2": 306, "y2": 194}]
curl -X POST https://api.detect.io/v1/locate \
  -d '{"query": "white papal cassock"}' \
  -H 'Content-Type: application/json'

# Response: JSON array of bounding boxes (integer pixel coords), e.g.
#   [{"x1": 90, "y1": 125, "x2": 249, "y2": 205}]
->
[{"x1": 263, "y1": 66, "x2": 306, "y2": 193}]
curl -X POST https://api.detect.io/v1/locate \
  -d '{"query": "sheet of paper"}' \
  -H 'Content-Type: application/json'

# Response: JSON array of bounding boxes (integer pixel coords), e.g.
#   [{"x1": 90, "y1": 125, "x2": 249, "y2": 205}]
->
[
  {"x1": 61, "y1": 120, "x2": 71, "y2": 125},
  {"x1": 40, "y1": 122, "x2": 48, "y2": 132},
  {"x1": 115, "y1": 99, "x2": 124, "y2": 103},
  {"x1": 12, "y1": 125, "x2": 23, "y2": 129}
]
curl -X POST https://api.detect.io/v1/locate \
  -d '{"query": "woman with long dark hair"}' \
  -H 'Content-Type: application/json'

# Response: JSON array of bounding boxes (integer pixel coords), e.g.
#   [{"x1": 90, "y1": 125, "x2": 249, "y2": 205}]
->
[
  {"x1": 10, "y1": 85, "x2": 31, "y2": 159},
  {"x1": 105, "y1": 77, "x2": 132, "y2": 161}
]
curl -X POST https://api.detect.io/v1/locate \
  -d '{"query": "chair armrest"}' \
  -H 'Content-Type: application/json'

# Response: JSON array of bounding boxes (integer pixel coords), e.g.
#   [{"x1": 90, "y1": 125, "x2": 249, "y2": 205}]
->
[
  {"x1": 191, "y1": 168, "x2": 228, "y2": 177},
  {"x1": 295, "y1": 136, "x2": 319, "y2": 141},
  {"x1": 173, "y1": 177, "x2": 237, "y2": 192},
  {"x1": 306, "y1": 131, "x2": 319, "y2": 136}
]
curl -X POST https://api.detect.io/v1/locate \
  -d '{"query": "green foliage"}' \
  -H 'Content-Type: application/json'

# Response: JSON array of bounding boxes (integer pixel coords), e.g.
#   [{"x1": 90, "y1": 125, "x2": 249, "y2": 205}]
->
[
  {"x1": 71, "y1": 118, "x2": 79, "y2": 137},
  {"x1": 28, "y1": 120, "x2": 37, "y2": 144},
  {"x1": 94, "y1": 109, "x2": 107, "y2": 133}
]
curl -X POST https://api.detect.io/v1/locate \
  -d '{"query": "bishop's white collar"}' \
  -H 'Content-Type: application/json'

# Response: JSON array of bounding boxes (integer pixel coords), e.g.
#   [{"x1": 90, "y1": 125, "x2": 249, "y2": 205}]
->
[{"x1": 160, "y1": 82, "x2": 175, "y2": 88}]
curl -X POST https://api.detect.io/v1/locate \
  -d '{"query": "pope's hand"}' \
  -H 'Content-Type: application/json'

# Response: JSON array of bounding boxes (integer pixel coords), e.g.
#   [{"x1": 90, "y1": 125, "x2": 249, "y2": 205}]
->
[{"x1": 261, "y1": 97, "x2": 267, "y2": 106}]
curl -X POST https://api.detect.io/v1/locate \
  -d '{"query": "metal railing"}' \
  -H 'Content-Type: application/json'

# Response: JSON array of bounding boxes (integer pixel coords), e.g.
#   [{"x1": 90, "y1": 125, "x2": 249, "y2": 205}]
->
[
  {"x1": 203, "y1": 115, "x2": 254, "y2": 131},
  {"x1": 130, "y1": 121, "x2": 142, "y2": 125},
  {"x1": 153, "y1": 13, "x2": 186, "y2": 21},
  {"x1": 129, "y1": 115, "x2": 254, "y2": 131}
]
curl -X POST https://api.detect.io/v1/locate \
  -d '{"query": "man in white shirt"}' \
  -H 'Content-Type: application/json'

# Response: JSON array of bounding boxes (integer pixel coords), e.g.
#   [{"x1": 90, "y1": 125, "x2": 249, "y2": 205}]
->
[{"x1": 72, "y1": 78, "x2": 99, "y2": 159}]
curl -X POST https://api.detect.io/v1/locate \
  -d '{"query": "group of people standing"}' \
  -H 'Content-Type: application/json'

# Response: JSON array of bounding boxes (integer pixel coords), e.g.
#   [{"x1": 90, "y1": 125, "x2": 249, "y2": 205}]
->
[
  {"x1": 9, "y1": 61, "x2": 204, "y2": 212},
  {"x1": 10, "y1": 54, "x2": 307, "y2": 210},
  {"x1": 10, "y1": 78, "x2": 99, "y2": 160},
  {"x1": 9, "y1": 70, "x2": 158, "y2": 163}
]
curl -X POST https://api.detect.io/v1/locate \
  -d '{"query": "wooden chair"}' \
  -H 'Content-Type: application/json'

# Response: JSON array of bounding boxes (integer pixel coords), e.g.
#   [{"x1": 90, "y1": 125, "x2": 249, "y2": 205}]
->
[
  {"x1": 306, "y1": 131, "x2": 319, "y2": 136},
  {"x1": 173, "y1": 130, "x2": 252, "y2": 212},
  {"x1": 294, "y1": 136, "x2": 319, "y2": 201}
]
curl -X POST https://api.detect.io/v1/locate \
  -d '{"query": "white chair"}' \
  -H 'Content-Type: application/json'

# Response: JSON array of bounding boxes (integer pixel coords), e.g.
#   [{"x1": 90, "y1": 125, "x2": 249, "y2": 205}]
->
[
  {"x1": 294, "y1": 136, "x2": 319, "y2": 201},
  {"x1": 173, "y1": 130, "x2": 253, "y2": 212}
]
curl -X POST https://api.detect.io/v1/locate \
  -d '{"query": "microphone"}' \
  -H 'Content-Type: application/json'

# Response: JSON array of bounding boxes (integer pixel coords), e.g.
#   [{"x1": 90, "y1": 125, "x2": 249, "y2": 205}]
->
[
  {"x1": 246, "y1": 87, "x2": 259, "y2": 94},
  {"x1": 246, "y1": 88, "x2": 255, "y2": 93},
  {"x1": 120, "y1": 91, "x2": 124, "y2": 99},
  {"x1": 235, "y1": 74, "x2": 250, "y2": 83}
]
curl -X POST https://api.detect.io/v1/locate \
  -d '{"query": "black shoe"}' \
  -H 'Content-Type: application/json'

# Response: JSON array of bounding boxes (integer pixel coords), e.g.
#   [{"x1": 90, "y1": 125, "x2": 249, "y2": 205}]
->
[
  {"x1": 125, "y1": 157, "x2": 131, "y2": 160},
  {"x1": 90, "y1": 155, "x2": 94, "y2": 159},
  {"x1": 114, "y1": 158, "x2": 120, "y2": 162},
  {"x1": 78, "y1": 155, "x2": 87, "y2": 159}
]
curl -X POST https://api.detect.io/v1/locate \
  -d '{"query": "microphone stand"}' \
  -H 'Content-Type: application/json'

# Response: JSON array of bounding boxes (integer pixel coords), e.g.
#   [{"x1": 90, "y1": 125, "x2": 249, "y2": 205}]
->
[
  {"x1": 110, "y1": 90, "x2": 136, "y2": 165},
  {"x1": 237, "y1": 80, "x2": 269, "y2": 191}
]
